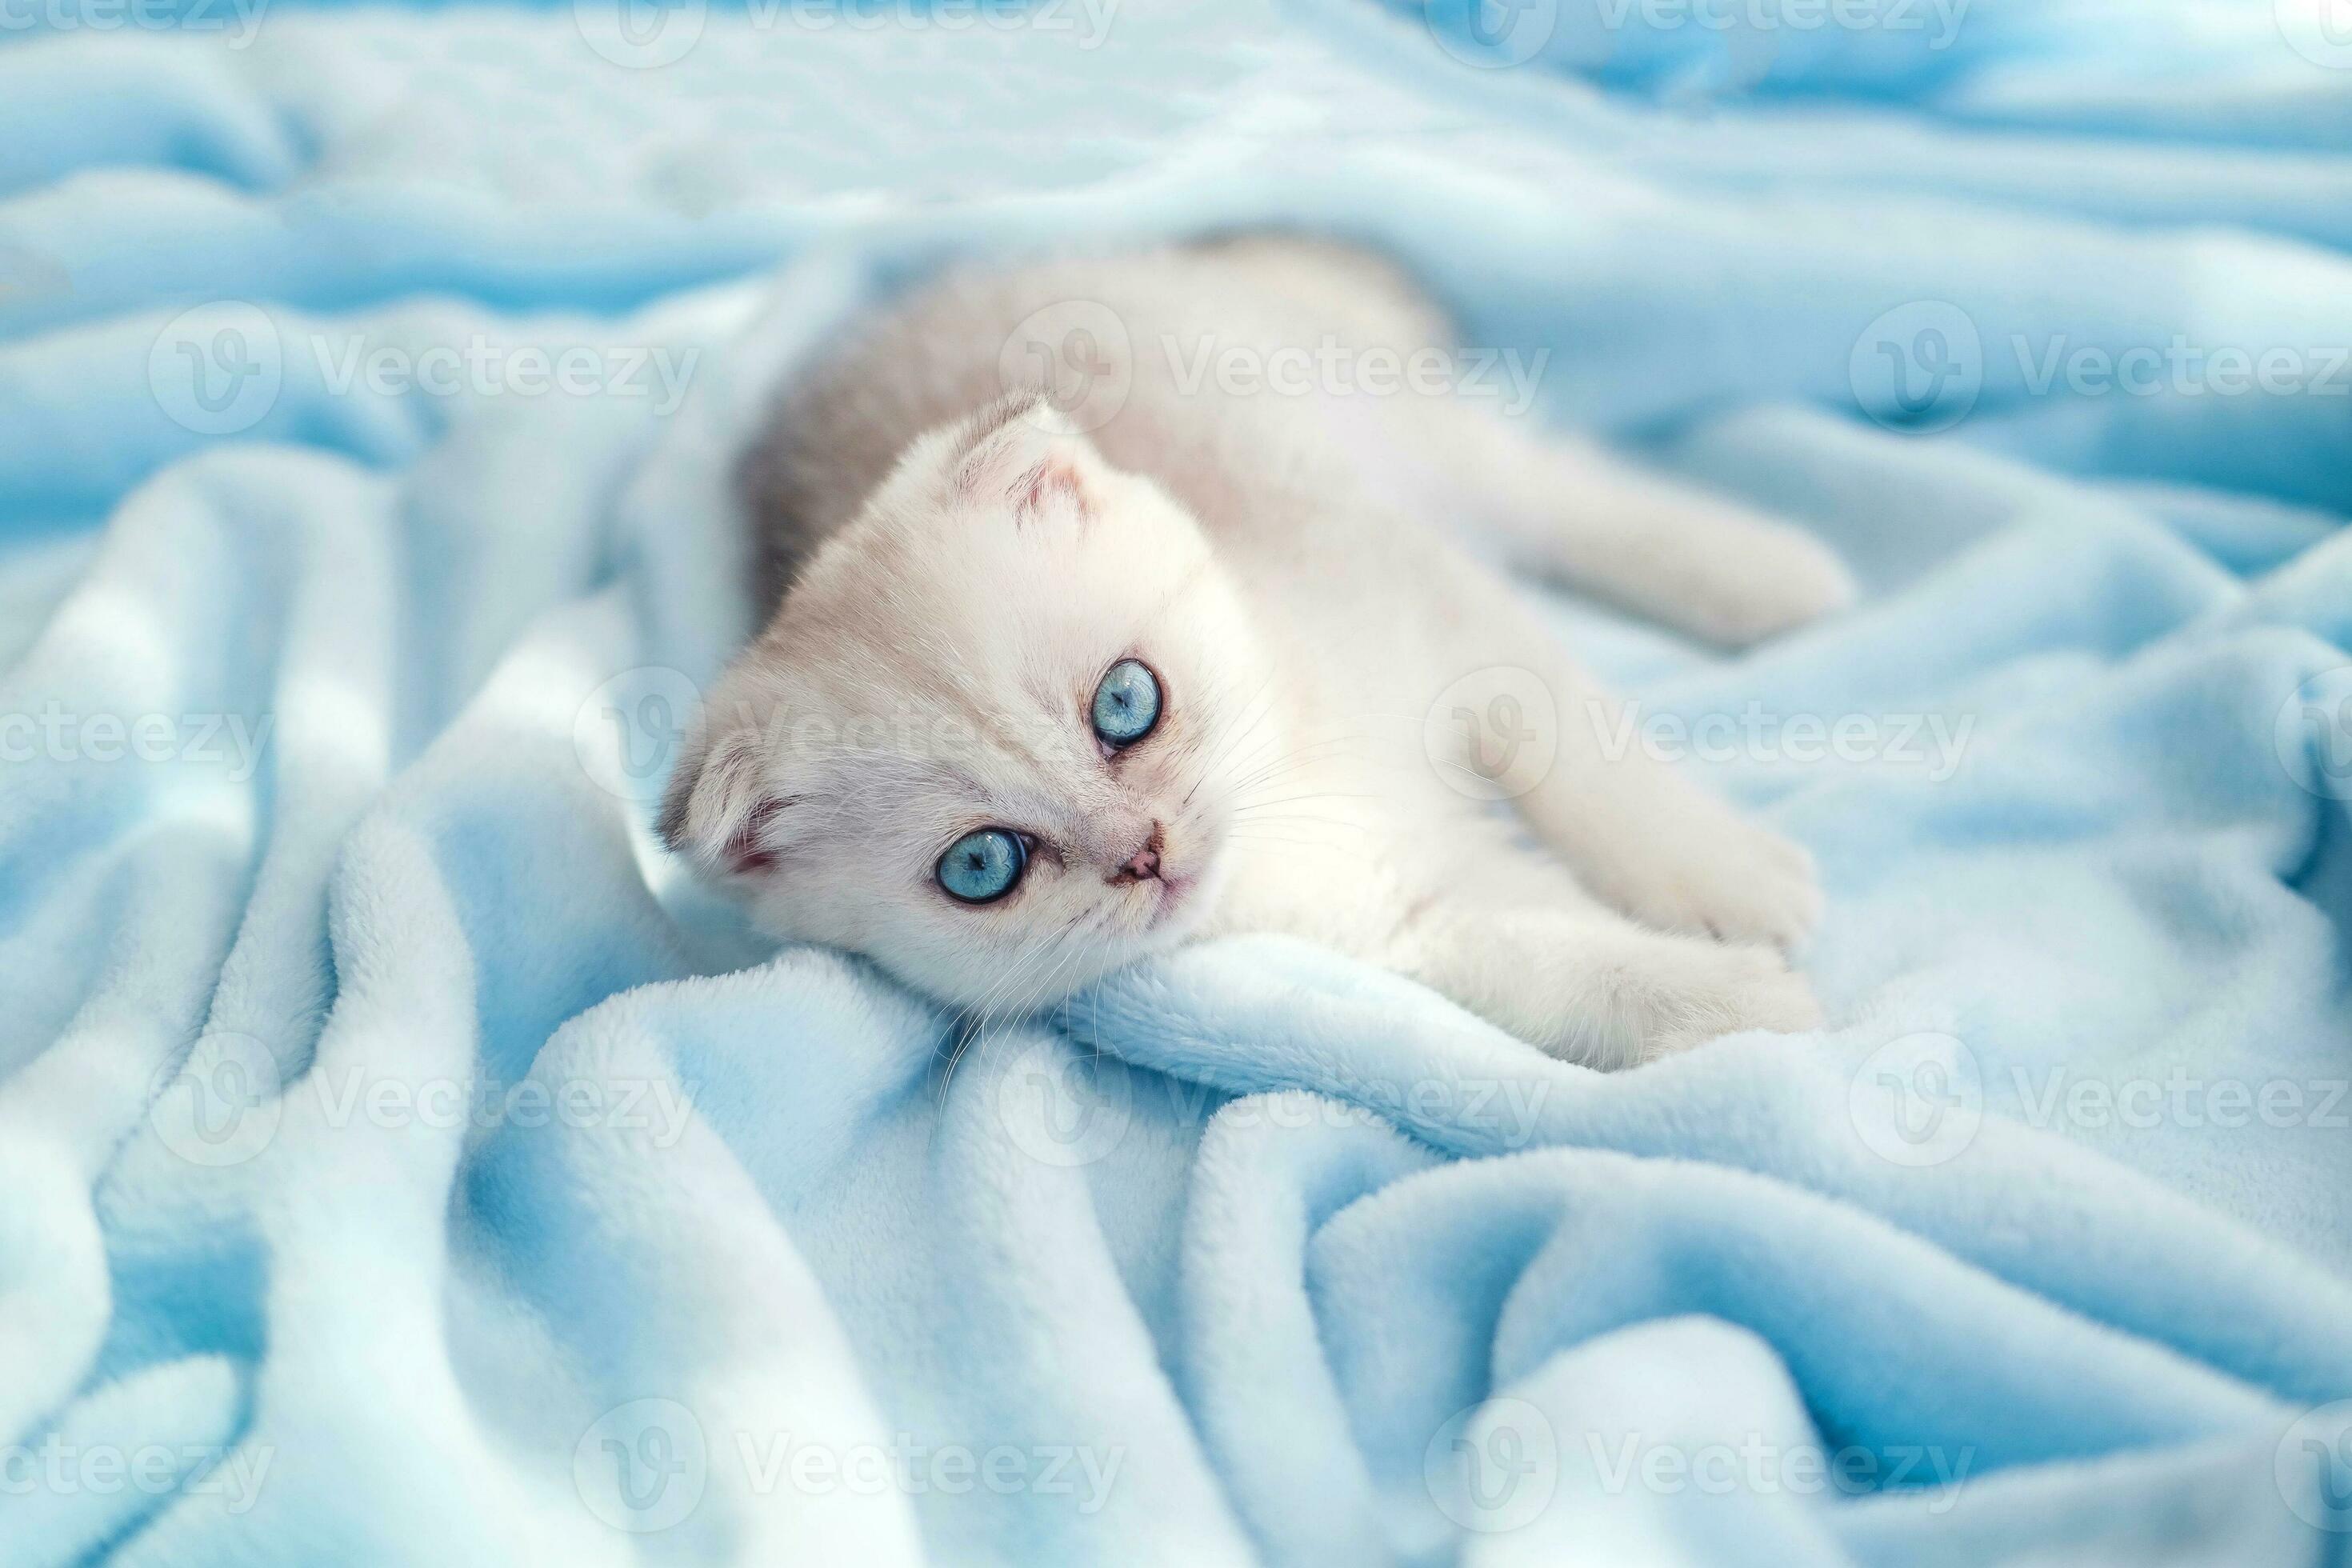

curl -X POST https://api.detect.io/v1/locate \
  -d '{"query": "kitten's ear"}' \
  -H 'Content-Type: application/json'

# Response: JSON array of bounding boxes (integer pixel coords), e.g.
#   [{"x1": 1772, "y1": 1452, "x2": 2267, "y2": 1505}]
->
[
  {"x1": 658, "y1": 722, "x2": 786, "y2": 876},
  {"x1": 951, "y1": 394, "x2": 1099, "y2": 518}
]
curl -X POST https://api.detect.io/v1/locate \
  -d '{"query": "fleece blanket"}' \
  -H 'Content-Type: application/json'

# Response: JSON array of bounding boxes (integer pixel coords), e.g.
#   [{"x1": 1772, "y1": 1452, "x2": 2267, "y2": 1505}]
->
[{"x1": 5, "y1": 0, "x2": 2352, "y2": 1562}]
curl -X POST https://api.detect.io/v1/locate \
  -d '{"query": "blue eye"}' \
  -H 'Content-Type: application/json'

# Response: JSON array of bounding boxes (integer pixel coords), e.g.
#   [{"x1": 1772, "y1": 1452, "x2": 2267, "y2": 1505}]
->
[
  {"x1": 937, "y1": 828, "x2": 1027, "y2": 904},
  {"x1": 1090, "y1": 658, "x2": 1162, "y2": 749}
]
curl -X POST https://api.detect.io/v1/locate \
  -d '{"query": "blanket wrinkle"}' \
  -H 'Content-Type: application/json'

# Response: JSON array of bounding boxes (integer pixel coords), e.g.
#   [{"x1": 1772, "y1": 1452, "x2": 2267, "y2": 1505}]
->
[{"x1": 3, "y1": 1, "x2": 2351, "y2": 1562}]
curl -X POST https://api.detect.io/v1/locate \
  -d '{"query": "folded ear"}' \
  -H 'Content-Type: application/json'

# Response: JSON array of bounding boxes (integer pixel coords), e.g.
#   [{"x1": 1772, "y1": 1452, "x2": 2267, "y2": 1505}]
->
[
  {"x1": 950, "y1": 394, "x2": 1100, "y2": 519},
  {"x1": 658, "y1": 722, "x2": 786, "y2": 876}
]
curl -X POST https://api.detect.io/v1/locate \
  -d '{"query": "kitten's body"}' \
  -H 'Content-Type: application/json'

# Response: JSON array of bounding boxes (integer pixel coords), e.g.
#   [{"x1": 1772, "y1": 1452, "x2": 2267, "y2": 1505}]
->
[{"x1": 673, "y1": 241, "x2": 1853, "y2": 1067}]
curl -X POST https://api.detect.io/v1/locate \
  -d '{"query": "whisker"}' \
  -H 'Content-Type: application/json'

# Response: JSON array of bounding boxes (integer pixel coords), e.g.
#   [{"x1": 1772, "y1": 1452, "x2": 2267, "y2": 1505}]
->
[
  {"x1": 1232, "y1": 790, "x2": 1377, "y2": 810},
  {"x1": 936, "y1": 899, "x2": 1119, "y2": 1107}
]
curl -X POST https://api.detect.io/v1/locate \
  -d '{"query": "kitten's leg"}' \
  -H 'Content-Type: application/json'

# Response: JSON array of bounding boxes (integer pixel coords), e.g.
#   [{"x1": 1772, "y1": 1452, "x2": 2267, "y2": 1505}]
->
[
  {"x1": 1383, "y1": 866, "x2": 1821, "y2": 1069},
  {"x1": 1423, "y1": 581, "x2": 1826, "y2": 949},
  {"x1": 1394, "y1": 398, "x2": 1855, "y2": 648}
]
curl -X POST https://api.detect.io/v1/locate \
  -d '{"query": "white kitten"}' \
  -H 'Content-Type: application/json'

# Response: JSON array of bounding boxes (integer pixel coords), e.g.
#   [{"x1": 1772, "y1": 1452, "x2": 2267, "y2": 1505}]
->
[{"x1": 665, "y1": 240, "x2": 1854, "y2": 1067}]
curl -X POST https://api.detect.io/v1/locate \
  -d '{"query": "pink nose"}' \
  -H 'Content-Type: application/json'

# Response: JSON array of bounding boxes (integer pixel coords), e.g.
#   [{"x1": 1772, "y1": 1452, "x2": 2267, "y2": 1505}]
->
[{"x1": 1113, "y1": 827, "x2": 1164, "y2": 884}]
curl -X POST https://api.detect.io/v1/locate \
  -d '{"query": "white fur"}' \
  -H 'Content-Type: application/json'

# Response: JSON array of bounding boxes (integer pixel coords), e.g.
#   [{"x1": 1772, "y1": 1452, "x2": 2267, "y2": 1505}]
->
[{"x1": 668, "y1": 241, "x2": 1854, "y2": 1066}]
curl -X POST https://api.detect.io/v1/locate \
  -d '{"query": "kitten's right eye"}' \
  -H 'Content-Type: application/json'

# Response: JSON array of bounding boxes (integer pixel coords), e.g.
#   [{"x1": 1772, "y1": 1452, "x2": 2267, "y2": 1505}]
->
[{"x1": 937, "y1": 828, "x2": 1028, "y2": 905}]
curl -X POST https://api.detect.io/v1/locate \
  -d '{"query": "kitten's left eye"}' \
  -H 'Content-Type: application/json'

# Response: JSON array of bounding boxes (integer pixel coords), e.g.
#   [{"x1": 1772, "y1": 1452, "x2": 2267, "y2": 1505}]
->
[{"x1": 1090, "y1": 658, "x2": 1162, "y2": 750}]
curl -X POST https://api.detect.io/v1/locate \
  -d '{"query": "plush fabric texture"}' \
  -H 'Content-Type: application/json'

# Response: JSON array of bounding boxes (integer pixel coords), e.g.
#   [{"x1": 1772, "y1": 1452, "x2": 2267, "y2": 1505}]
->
[{"x1": 3, "y1": 2, "x2": 2351, "y2": 1562}]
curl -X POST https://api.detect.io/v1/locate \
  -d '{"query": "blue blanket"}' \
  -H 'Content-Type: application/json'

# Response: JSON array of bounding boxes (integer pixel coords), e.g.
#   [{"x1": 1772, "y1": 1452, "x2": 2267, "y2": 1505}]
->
[{"x1": 5, "y1": 1, "x2": 2352, "y2": 1562}]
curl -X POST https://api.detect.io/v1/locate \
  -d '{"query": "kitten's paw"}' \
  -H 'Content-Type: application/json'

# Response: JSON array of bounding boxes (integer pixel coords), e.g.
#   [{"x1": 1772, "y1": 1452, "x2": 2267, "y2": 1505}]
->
[
  {"x1": 1707, "y1": 530, "x2": 1855, "y2": 646},
  {"x1": 1674, "y1": 526, "x2": 1857, "y2": 648},
  {"x1": 1639, "y1": 942, "x2": 1822, "y2": 1061},
  {"x1": 1599, "y1": 807, "x2": 1822, "y2": 953}
]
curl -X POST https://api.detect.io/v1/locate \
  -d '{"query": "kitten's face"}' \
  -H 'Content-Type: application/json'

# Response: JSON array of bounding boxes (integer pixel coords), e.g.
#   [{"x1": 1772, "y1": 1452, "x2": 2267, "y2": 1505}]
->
[{"x1": 664, "y1": 399, "x2": 1275, "y2": 1012}]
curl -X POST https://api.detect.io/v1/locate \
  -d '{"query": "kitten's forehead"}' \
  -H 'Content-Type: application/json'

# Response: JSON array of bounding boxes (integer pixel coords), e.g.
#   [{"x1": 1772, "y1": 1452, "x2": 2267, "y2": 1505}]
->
[
  {"x1": 794, "y1": 522, "x2": 1150, "y2": 706},
  {"x1": 767, "y1": 627, "x2": 1094, "y2": 802}
]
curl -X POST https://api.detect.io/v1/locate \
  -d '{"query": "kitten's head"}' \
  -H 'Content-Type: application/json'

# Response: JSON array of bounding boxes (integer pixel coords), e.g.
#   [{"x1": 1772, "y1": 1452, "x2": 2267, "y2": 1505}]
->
[{"x1": 662, "y1": 397, "x2": 1275, "y2": 1012}]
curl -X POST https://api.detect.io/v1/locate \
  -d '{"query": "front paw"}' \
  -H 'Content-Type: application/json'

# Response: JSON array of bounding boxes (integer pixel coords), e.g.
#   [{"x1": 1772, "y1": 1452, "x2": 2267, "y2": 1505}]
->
[
  {"x1": 1640, "y1": 941, "x2": 1822, "y2": 1060},
  {"x1": 1604, "y1": 803, "x2": 1822, "y2": 953},
  {"x1": 1682, "y1": 526, "x2": 1858, "y2": 648}
]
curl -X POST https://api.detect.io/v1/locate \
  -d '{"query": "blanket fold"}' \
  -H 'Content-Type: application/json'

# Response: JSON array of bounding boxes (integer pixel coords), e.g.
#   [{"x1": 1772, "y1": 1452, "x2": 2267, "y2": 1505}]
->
[{"x1": 3, "y1": 0, "x2": 2350, "y2": 1562}]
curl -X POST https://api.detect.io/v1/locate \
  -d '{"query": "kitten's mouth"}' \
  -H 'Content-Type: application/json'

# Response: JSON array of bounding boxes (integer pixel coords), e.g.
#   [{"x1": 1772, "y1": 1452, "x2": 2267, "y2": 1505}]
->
[
  {"x1": 1138, "y1": 870, "x2": 1197, "y2": 930},
  {"x1": 1142, "y1": 879, "x2": 1194, "y2": 926}
]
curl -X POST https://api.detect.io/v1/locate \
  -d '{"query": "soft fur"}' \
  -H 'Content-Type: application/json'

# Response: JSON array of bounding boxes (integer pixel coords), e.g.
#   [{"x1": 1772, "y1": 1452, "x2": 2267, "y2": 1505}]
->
[{"x1": 666, "y1": 239, "x2": 1856, "y2": 1066}]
